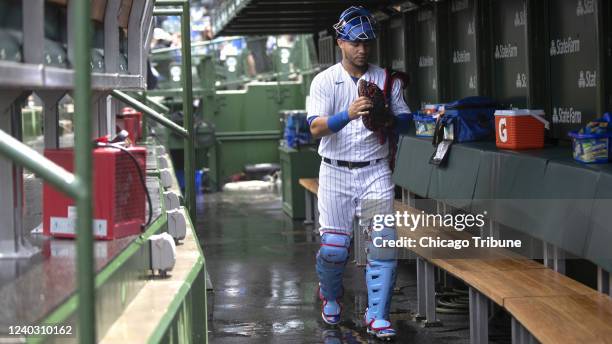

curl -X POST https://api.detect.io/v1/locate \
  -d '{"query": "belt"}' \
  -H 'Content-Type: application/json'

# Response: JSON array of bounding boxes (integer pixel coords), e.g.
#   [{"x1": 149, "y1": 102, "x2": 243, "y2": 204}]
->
[{"x1": 323, "y1": 158, "x2": 383, "y2": 169}]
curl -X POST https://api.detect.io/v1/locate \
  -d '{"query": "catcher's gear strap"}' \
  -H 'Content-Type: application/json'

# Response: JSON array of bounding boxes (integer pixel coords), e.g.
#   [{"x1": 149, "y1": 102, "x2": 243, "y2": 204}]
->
[{"x1": 382, "y1": 68, "x2": 409, "y2": 106}]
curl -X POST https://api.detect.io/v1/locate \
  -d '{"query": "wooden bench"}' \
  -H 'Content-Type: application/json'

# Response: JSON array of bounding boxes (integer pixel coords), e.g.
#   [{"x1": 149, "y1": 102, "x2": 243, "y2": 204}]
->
[
  {"x1": 299, "y1": 179, "x2": 612, "y2": 343},
  {"x1": 394, "y1": 200, "x2": 612, "y2": 344},
  {"x1": 299, "y1": 178, "x2": 319, "y2": 228}
]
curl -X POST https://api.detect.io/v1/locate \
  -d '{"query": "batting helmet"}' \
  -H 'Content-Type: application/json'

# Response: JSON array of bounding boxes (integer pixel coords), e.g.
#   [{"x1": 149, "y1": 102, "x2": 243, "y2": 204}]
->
[{"x1": 333, "y1": 6, "x2": 377, "y2": 42}]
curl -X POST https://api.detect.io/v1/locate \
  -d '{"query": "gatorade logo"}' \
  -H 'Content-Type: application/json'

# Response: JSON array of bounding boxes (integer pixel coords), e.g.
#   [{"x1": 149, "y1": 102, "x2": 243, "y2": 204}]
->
[{"x1": 498, "y1": 118, "x2": 508, "y2": 143}]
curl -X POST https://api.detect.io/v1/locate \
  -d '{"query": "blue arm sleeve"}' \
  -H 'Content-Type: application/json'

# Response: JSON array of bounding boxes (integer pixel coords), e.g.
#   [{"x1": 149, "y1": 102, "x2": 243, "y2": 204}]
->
[
  {"x1": 327, "y1": 110, "x2": 351, "y2": 133},
  {"x1": 395, "y1": 113, "x2": 413, "y2": 135}
]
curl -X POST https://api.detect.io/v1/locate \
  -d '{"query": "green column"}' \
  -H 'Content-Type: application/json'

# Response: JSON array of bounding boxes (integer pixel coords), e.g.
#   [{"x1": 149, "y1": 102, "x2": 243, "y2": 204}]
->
[
  {"x1": 181, "y1": 2, "x2": 196, "y2": 223},
  {"x1": 72, "y1": 0, "x2": 95, "y2": 342}
]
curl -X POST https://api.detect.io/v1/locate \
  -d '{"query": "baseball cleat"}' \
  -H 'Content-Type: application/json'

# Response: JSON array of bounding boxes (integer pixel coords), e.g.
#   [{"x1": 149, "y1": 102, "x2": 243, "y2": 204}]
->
[
  {"x1": 365, "y1": 310, "x2": 396, "y2": 340},
  {"x1": 319, "y1": 291, "x2": 342, "y2": 325}
]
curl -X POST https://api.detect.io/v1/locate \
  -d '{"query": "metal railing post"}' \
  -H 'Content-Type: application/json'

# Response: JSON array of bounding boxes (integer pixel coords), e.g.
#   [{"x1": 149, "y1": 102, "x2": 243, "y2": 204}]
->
[
  {"x1": 181, "y1": 1, "x2": 196, "y2": 224},
  {"x1": 153, "y1": 0, "x2": 196, "y2": 223},
  {"x1": 73, "y1": 0, "x2": 95, "y2": 342}
]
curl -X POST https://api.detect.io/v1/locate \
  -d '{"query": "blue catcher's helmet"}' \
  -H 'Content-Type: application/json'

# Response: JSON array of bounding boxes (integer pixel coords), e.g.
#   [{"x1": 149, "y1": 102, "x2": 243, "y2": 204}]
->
[{"x1": 333, "y1": 6, "x2": 377, "y2": 42}]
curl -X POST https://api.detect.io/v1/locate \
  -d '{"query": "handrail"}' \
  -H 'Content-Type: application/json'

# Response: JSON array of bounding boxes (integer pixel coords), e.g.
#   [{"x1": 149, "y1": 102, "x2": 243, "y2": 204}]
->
[
  {"x1": 150, "y1": 36, "x2": 242, "y2": 55},
  {"x1": 140, "y1": 93, "x2": 170, "y2": 114},
  {"x1": 0, "y1": 130, "x2": 81, "y2": 199},
  {"x1": 154, "y1": 0, "x2": 197, "y2": 234},
  {"x1": 111, "y1": 90, "x2": 189, "y2": 139},
  {"x1": 153, "y1": 8, "x2": 182, "y2": 16}
]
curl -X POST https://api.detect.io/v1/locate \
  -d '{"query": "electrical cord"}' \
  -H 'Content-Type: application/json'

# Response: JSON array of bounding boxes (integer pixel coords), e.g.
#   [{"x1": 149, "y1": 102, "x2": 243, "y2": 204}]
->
[{"x1": 94, "y1": 139, "x2": 153, "y2": 230}]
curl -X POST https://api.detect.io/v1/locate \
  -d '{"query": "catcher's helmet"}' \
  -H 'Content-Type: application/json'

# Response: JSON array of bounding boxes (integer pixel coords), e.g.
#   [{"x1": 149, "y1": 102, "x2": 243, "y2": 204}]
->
[{"x1": 333, "y1": 6, "x2": 377, "y2": 42}]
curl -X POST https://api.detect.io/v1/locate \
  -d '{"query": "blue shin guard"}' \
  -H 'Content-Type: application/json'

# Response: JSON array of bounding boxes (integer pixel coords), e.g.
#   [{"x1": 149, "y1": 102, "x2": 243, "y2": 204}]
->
[
  {"x1": 316, "y1": 232, "x2": 351, "y2": 325},
  {"x1": 365, "y1": 227, "x2": 398, "y2": 338}
]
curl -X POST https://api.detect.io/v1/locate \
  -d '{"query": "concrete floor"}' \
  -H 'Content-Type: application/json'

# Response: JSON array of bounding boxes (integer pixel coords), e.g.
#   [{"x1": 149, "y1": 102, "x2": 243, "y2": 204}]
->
[{"x1": 197, "y1": 189, "x2": 511, "y2": 343}]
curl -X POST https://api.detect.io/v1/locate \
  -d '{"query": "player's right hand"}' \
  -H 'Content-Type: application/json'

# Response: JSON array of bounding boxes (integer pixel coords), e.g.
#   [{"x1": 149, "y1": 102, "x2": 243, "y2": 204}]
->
[{"x1": 348, "y1": 96, "x2": 373, "y2": 119}]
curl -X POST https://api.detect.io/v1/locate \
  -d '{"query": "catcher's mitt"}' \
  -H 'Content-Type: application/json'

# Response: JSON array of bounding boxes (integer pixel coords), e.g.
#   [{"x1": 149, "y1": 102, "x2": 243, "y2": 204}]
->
[{"x1": 357, "y1": 79, "x2": 395, "y2": 132}]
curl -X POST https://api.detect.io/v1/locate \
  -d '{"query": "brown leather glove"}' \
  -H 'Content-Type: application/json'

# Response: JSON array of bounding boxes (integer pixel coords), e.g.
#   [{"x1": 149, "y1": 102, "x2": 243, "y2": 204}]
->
[{"x1": 358, "y1": 79, "x2": 395, "y2": 132}]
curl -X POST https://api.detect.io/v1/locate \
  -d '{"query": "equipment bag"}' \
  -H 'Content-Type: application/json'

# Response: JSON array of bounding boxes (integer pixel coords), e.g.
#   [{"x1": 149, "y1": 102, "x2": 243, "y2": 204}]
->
[{"x1": 436, "y1": 96, "x2": 498, "y2": 143}]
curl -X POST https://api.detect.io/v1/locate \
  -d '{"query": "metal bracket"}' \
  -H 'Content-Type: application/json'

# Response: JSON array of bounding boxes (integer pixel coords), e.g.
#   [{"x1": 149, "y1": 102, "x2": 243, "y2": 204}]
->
[
  {"x1": 543, "y1": 242, "x2": 565, "y2": 274},
  {"x1": 148, "y1": 232, "x2": 176, "y2": 277},
  {"x1": 163, "y1": 191, "x2": 181, "y2": 211},
  {"x1": 416, "y1": 257, "x2": 442, "y2": 326},
  {"x1": 167, "y1": 208, "x2": 187, "y2": 243},
  {"x1": 159, "y1": 168, "x2": 174, "y2": 189},
  {"x1": 0, "y1": 92, "x2": 40, "y2": 259},
  {"x1": 511, "y1": 317, "x2": 537, "y2": 344},
  {"x1": 597, "y1": 267, "x2": 612, "y2": 296},
  {"x1": 303, "y1": 190, "x2": 314, "y2": 225},
  {"x1": 469, "y1": 287, "x2": 489, "y2": 344},
  {"x1": 157, "y1": 156, "x2": 169, "y2": 169},
  {"x1": 38, "y1": 91, "x2": 66, "y2": 149}
]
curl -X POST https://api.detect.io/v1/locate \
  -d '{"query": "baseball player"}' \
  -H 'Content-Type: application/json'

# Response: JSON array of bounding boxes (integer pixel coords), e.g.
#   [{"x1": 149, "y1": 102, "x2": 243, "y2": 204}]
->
[{"x1": 307, "y1": 6, "x2": 412, "y2": 340}]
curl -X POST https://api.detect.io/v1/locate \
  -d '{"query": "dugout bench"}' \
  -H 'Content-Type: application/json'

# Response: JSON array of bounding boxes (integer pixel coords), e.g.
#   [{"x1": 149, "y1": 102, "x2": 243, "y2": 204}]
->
[{"x1": 300, "y1": 177, "x2": 612, "y2": 344}]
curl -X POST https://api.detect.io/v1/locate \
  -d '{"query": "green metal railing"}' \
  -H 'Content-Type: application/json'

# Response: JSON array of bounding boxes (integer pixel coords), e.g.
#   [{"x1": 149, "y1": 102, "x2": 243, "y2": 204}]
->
[
  {"x1": 0, "y1": 0, "x2": 197, "y2": 342},
  {"x1": 71, "y1": 0, "x2": 96, "y2": 341},
  {"x1": 152, "y1": 0, "x2": 197, "y2": 222},
  {"x1": 0, "y1": 1, "x2": 96, "y2": 342}
]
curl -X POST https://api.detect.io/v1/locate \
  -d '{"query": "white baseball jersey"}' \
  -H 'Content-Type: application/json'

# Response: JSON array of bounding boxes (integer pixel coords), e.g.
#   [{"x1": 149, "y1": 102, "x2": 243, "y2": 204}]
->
[
  {"x1": 308, "y1": 63, "x2": 409, "y2": 233},
  {"x1": 307, "y1": 63, "x2": 411, "y2": 162}
]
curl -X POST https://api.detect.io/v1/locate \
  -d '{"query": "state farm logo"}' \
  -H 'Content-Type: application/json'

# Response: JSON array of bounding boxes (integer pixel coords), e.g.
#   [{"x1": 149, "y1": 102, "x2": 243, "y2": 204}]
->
[
  {"x1": 578, "y1": 70, "x2": 597, "y2": 88},
  {"x1": 514, "y1": 7, "x2": 526, "y2": 27},
  {"x1": 451, "y1": 0, "x2": 469, "y2": 12},
  {"x1": 495, "y1": 43, "x2": 518, "y2": 59},
  {"x1": 516, "y1": 73, "x2": 527, "y2": 88},
  {"x1": 576, "y1": 0, "x2": 594, "y2": 16},
  {"x1": 419, "y1": 56, "x2": 434, "y2": 67},
  {"x1": 550, "y1": 37, "x2": 580, "y2": 56},
  {"x1": 453, "y1": 50, "x2": 471, "y2": 64},
  {"x1": 552, "y1": 107, "x2": 582, "y2": 124},
  {"x1": 469, "y1": 75, "x2": 477, "y2": 90}
]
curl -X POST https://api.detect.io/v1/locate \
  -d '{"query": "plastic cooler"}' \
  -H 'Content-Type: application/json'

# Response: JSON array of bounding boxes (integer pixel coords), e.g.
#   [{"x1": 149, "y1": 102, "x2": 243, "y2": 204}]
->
[
  {"x1": 495, "y1": 110, "x2": 548, "y2": 149},
  {"x1": 43, "y1": 146, "x2": 147, "y2": 240},
  {"x1": 568, "y1": 131, "x2": 610, "y2": 163},
  {"x1": 117, "y1": 107, "x2": 143, "y2": 142},
  {"x1": 413, "y1": 113, "x2": 436, "y2": 137}
]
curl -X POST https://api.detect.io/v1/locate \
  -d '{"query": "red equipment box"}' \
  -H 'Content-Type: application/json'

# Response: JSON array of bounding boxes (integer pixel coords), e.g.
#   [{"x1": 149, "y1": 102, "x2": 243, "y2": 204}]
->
[
  {"x1": 43, "y1": 146, "x2": 147, "y2": 240},
  {"x1": 495, "y1": 110, "x2": 548, "y2": 150},
  {"x1": 117, "y1": 107, "x2": 143, "y2": 142}
]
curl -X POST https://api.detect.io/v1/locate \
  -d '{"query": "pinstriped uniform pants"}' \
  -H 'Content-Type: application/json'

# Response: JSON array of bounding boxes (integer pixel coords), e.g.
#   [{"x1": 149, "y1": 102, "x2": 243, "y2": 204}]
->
[{"x1": 317, "y1": 159, "x2": 395, "y2": 236}]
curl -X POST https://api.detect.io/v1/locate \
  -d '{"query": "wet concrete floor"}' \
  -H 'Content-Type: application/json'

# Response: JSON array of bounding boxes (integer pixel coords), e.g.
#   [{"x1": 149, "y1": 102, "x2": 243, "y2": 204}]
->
[{"x1": 197, "y1": 190, "x2": 511, "y2": 343}]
